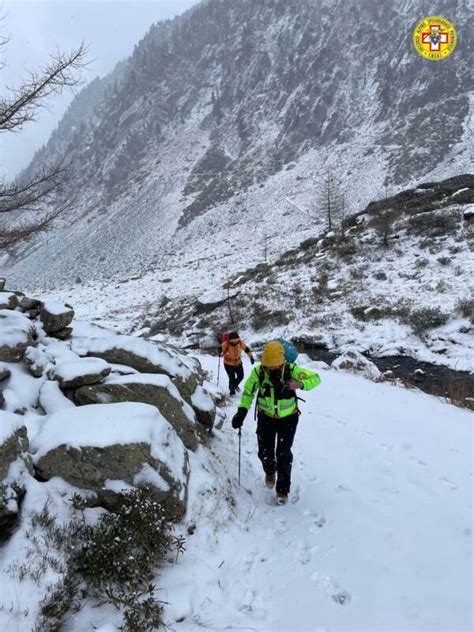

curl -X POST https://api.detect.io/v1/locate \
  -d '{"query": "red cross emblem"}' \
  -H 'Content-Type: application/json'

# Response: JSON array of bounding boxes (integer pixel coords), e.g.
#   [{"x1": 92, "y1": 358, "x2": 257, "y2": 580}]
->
[{"x1": 421, "y1": 24, "x2": 449, "y2": 51}]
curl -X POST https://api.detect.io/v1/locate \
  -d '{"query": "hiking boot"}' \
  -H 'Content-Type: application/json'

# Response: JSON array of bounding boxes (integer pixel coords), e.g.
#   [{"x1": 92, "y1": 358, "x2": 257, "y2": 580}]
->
[
  {"x1": 265, "y1": 472, "x2": 276, "y2": 488},
  {"x1": 276, "y1": 492, "x2": 288, "y2": 505},
  {"x1": 229, "y1": 387, "x2": 235, "y2": 396}
]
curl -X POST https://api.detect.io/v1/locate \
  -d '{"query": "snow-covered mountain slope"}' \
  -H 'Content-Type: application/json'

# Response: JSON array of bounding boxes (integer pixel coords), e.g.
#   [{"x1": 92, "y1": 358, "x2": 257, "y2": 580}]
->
[
  {"x1": 8, "y1": 352, "x2": 468, "y2": 632},
  {"x1": 4, "y1": 0, "x2": 473, "y2": 288},
  {"x1": 26, "y1": 175, "x2": 473, "y2": 375}
]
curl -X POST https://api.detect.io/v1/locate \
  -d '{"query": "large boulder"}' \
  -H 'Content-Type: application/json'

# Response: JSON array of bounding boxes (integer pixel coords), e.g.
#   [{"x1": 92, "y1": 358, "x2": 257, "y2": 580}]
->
[
  {"x1": 0, "y1": 413, "x2": 33, "y2": 542},
  {"x1": 18, "y1": 296, "x2": 41, "y2": 318},
  {"x1": 51, "y1": 357, "x2": 111, "y2": 389},
  {"x1": 72, "y1": 334, "x2": 203, "y2": 405},
  {"x1": 30, "y1": 403, "x2": 189, "y2": 521},
  {"x1": 331, "y1": 350, "x2": 382, "y2": 381},
  {"x1": 0, "y1": 292, "x2": 19, "y2": 310},
  {"x1": 0, "y1": 310, "x2": 35, "y2": 362},
  {"x1": 40, "y1": 301, "x2": 74, "y2": 334},
  {"x1": 74, "y1": 374, "x2": 199, "y2": 450}
]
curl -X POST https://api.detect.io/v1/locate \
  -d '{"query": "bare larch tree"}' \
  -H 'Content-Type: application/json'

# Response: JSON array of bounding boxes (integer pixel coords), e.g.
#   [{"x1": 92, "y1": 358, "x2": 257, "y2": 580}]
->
[{"x1": 0, "y1": 38, "x2": 87, "y2": 251}]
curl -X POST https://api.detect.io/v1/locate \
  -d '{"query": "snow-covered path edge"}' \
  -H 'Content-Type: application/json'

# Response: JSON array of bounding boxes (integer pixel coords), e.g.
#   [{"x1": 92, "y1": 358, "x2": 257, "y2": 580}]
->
[{"x1": 160, "y1": 354, "x2": 472, "y2": 632}]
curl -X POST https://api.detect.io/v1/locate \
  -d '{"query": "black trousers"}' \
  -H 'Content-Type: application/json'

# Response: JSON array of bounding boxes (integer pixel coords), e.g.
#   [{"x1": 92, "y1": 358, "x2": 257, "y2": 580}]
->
[
  {"x1": 256, "y1": 412, "x2": 299, "y2": 495},
  {"x1": 224, "y1": 363, "x2": 244, "y2": 392}
]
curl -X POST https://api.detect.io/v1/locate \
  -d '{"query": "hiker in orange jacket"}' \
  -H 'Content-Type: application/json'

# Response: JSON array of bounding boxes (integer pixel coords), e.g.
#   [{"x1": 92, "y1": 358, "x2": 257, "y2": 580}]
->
[{"x1": 220, "y1": 331, "x2": 254, "y2": 395}]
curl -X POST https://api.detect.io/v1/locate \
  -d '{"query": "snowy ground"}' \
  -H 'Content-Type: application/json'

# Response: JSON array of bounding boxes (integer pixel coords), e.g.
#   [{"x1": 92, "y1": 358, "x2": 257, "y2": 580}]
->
[
  {"x1": 0, "y1": 351, "x2": 472, "y2": 632},
  {"x1": 154, "y1": 354, "x2": 473, "y2": 632}
]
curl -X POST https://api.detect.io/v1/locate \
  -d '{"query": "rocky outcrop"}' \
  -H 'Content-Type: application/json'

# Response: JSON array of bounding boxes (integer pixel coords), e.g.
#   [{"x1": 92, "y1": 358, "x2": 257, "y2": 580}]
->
[
  {"x1": 75, "y1": 375, "x2": 199, "y2": 451},
  {"x1": 32, "y1": 403, "x2": 190, "y2": 521},
  {"x1": 72, "y1": 335, "x2": 211, "y2": 418},
  {"x1": 0, "y1": 284, "x2": 219, "y2": 540}
]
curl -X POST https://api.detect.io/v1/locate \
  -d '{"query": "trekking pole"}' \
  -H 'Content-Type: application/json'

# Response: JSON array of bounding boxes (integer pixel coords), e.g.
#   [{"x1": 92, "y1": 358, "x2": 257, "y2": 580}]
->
[
  {"x1": 238, "y1": 428, "x2": 242, "y2": 486},
  {"x1": 217, "y1": 353, "x2": 221, "y2": 385}
]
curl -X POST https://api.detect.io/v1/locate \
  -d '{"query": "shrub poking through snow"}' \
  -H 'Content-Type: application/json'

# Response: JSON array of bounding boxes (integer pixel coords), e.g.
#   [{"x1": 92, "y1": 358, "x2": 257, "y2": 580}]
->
[
  {"x1": 31, "y1": 487, "x2": 185, "y2": 632},
  {"x1": 456, "y1": 298, "x2": 474, "y2": 323},
  {"x1": 407, "y1": 307, "x2": 450, "y2": 337}
]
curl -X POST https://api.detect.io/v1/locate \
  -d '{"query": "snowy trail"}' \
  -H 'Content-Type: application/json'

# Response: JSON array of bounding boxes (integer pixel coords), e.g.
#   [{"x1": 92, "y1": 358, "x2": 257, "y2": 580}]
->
[{"x1": 161, "y1": 356, "x2": 472, "y2": 632}]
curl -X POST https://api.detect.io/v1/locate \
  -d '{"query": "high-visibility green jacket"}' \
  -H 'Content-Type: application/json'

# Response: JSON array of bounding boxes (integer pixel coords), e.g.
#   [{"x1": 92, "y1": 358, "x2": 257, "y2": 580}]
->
[{"x1": 238, "y1": 363, "x2": 321, "y2": 419}]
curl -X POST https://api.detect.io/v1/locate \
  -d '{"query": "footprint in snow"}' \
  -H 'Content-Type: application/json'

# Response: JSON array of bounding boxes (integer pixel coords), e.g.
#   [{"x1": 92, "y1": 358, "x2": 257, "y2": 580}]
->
[
  {"x1": 291, "y1": 484, "x2": 302, "y2": 504},
  {"x1": 297, "y1": 542, "x2": 312, "y2": 565},
  {"x1": 240, "y1": 548, "x2": 258, "y2": 573},
  {"x1": 274, "y1": 518, "x2": 288, "y2": 535},
  {"x1": 439, "y1": 476, "x2": 458, "y2": 490},
  {"x1": 311, "y1": 571, "x2": 351, "y2": 606},
  {"x1": 238, "y1": 589, "x2": 255, "y2": 613},
  {"x1": 307, "y1": 511, "x2": 326, "y2": 531}
]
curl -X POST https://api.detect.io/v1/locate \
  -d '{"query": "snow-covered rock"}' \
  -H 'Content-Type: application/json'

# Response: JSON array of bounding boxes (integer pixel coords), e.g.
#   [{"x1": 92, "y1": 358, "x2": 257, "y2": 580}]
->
[
  {"x1": 18, "y1": 296, "x2": 41, "y2": 317},
  {"x1": 72, "y1": 333, "x2": 204, "y2": 407},
  {"x1": 0, "y1": 291, "x2": 19, "y2": 310},
  {"x1": 0, "y1": 364, "x2": 10, "y2": 381},
  {"x1": 75, "y1": 373, "x2": 200, "y2": 450},
  {"x1": 39, "y1": 381, "x2": 76, "y2": 414},
  {"x1": 30, "y1": 402, "x2": 189, "y2": 520},
  {"x1": 40, "y1": 300, "x2": 74, "y2": 334},
  {"x1": 0, "y1": 412, "x2": 32, "y2": 541},
  {"x1": 331, "y1": 350, "x2": 382, "y2": 381},
  {"x1": 51, "y1": 357, "x2": 111, "y2": 389},
  {"x1": 190, "y1": 383, "x2": 215, "y2": 430},
  {"x1": 24, "y1": 345, "x2": 51, "y2": 377},
  {"x1": 0, "y1": 310, "x2": 35, "y2": 362}
]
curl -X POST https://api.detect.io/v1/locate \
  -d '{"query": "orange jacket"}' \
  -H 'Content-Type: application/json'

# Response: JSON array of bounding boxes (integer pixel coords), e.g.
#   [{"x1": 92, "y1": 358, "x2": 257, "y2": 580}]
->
[{"x1": 221, "y1": 339, "x2": 253, "y2": 366}]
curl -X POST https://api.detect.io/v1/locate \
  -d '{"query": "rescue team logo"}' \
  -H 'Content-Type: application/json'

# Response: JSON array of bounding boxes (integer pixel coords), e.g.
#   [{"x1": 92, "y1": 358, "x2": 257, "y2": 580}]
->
[{"x1": 413, "y1": 16, "x2": 457, "y2": 60}]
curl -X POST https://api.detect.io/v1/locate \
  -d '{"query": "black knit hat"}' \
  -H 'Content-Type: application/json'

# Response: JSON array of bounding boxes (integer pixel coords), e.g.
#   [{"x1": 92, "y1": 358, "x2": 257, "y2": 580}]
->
[{"x1": 229, "y1": 331, "x2": 239, "y2": 340}]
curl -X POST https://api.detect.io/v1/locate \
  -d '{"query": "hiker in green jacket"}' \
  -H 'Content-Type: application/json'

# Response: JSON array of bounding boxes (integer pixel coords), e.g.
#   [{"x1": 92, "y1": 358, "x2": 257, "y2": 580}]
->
[{"x1": 231, "y1": 340, "x2": 321, "y2": 504}]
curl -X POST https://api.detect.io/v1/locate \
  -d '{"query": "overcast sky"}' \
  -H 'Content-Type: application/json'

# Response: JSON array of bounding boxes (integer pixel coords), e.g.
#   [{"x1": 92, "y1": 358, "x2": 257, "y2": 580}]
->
[{"x1": 0, "y1": 0, "x2": 199, "y2": 181}]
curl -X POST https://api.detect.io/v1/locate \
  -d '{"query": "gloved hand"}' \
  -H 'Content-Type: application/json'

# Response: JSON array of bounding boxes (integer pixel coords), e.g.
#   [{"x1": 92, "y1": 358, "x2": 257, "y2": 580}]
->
[
  {"x1": 286, "y1": 379, "x2": 303, "y2": 391},
  {"x1": 232, "y1": 407, "x2": 247, "y2": 429},
  {"x1": 250, "y1": 357, "x2": 255, "y2": 365}
]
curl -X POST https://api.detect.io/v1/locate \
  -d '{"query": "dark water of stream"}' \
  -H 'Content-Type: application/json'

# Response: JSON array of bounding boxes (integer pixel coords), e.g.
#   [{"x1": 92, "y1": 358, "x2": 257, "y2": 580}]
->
[{"x1": 293, "y1": 339, "x2": 474, "y2": 411}]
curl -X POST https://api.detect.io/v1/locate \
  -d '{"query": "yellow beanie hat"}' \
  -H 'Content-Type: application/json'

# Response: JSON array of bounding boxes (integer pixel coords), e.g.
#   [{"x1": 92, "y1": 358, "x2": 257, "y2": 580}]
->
[{"x1": 261, "y1": 341, "x2": 285, "y2": 367}]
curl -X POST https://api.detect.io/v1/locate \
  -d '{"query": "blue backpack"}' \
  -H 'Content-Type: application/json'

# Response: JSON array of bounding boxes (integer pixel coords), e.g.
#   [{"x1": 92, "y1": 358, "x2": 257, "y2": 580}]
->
[{"x1": 277, "y1": 337, "x2": 298, "y2": 364}]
